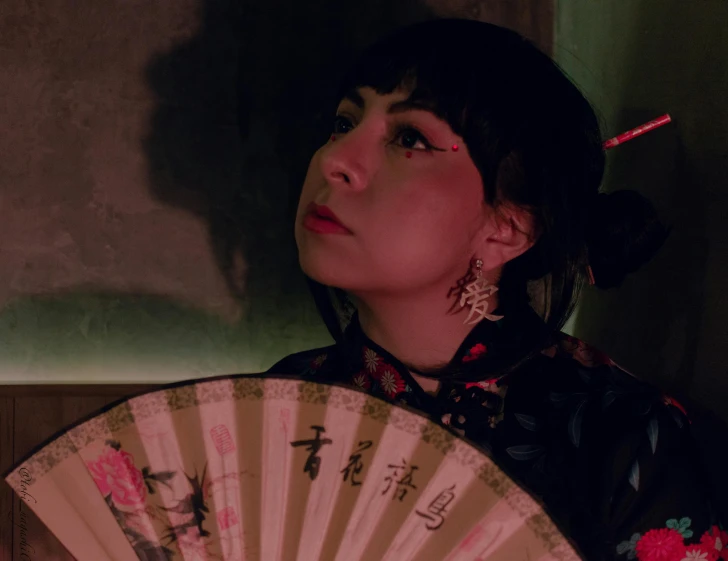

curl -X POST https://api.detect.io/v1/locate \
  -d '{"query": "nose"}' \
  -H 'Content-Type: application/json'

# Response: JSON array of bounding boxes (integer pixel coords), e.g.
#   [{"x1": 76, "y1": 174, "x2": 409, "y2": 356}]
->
[{"x1": 319, "y1": 134, "x2": 368, "y2": 191}]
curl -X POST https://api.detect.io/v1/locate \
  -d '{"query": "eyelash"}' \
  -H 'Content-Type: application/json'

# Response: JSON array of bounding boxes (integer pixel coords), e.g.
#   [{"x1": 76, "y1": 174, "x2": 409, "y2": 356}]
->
[{"x1": 332, "y1": 115, "x2": 436, "y2": 152}]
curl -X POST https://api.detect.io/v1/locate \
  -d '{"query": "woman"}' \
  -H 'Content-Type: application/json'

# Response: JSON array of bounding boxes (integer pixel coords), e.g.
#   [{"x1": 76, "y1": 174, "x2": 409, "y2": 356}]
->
[{"x1": 269, "y1": 19, "x2": 723, "y2": 560}]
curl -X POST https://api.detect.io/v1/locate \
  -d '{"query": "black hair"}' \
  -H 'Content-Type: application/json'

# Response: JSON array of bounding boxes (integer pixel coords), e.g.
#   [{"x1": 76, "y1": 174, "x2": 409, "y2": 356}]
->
[{"x1": 309, "y1": 18, "x2": 669, "y2": 347}]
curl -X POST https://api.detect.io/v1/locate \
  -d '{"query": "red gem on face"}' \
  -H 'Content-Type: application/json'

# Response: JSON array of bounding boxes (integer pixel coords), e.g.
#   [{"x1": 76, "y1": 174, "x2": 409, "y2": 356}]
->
[
  {"x1": 406, "y1": 151, "x2": 413, "y2": 158},
  {"x1": 452, "y1": 144, "x2": 459, "y2": 151},
  {"x1": 331, "y1": 135, "x2": 337, "y2": 142}
]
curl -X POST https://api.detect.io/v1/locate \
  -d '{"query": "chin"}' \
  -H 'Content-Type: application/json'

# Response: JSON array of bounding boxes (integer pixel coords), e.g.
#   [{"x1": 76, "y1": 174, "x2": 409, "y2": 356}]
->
[
  {"x1": 298, "y1": 248, "x2": 375, "y2": 293},
  {"x1": 298, "y1": 251, "x2": 345, "y2": 288},
  {"x1": 295, "y1": 227, "x2": 342, "y2": 285}
]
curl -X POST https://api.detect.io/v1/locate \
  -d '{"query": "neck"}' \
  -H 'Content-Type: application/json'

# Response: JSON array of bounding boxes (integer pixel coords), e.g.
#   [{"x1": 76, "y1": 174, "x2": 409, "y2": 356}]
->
[{"x1": 353, "y1": 282, "x2": 500, "y2": 372}]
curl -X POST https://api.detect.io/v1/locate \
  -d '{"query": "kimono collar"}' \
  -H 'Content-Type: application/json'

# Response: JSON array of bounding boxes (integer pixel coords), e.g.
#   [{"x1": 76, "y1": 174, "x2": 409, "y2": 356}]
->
[{"x1": 337, "y1": 299, "x2": 551, "y2": 387}]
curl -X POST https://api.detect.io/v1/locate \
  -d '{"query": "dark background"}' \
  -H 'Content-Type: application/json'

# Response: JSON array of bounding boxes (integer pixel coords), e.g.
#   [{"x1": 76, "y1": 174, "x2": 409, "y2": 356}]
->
[{"x1": 0, "y1": 0, "x2": 725, "y2": 419}]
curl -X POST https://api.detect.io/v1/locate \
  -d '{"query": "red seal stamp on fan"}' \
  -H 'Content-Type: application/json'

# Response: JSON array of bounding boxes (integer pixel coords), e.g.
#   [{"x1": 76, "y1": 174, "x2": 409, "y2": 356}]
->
[
  {"x1": 217, "y1": 506, "x2": 239, "y2": 530},
  {"x1": 210, "y1": 424, "x2": 235, "y2": 455}
]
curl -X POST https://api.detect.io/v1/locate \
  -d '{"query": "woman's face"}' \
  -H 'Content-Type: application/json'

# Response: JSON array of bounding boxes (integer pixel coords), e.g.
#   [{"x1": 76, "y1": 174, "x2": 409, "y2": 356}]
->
[{"x1": 295, "y1": 86, "x2": 497, "y2": 296}]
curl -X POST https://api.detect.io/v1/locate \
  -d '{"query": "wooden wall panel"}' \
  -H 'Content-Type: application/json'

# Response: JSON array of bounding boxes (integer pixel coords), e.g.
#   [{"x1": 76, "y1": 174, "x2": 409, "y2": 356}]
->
[{"x1": 0, "y1": 398, "x2": 13, "y2": 561}]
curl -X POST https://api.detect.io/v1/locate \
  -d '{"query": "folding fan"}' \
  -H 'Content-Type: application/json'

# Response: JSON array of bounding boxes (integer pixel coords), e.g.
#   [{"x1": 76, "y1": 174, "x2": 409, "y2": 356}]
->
[{"x1": 4, "y1": 375, "x2": 582, "y2": 560}]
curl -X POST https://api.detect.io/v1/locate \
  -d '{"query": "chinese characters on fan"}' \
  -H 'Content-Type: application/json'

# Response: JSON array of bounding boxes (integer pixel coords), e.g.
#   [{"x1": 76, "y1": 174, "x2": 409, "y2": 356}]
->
[
  {"x1": 290, "y1": 427, "x2": 457, "y2": 530},
  {"x1": 341, "y1": 440, "x2": 373, "y2": 486},
  {"x1": 415, "y1": 484, "x2": 457, "y2": 530},
  {"x1": 290, "y1": 425, "x2": 333, "y2": 480},
  {"x1": 382, "y1": 459, "x2": 419, "y2": 501}
]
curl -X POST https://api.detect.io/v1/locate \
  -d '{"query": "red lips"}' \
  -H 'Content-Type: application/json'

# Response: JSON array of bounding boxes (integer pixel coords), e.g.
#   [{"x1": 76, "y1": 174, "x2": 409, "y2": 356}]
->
[{"x1": 303, "y1": 203, "x2": 352, "y2": 235}]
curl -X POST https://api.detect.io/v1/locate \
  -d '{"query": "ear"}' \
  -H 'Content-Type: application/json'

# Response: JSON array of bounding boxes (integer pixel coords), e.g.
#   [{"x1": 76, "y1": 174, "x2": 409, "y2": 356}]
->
[{"x1": 477, "y1": 202, "x2": 540, "y2": 271}]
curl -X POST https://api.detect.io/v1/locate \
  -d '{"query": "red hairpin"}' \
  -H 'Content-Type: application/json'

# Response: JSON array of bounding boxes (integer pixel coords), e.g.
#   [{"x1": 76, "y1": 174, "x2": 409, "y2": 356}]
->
[
  {"x1": 586, "y1": 265, "x2": 596, "y2": 286},
  {"x1": 602, "y1": 114, "x2": 671, "y2": 150}
]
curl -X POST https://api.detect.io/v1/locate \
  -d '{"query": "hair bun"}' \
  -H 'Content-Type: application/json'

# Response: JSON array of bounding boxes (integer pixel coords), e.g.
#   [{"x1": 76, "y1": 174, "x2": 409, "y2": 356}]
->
[{"x1": 585, "y1": 190, "x2": 670, "y2": 289}]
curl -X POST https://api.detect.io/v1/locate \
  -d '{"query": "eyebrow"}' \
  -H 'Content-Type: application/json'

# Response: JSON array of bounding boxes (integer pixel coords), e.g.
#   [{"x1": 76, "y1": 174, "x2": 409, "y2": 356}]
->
[{"x1": 343, "y1": 88, "x2": 437, "y2": 116}]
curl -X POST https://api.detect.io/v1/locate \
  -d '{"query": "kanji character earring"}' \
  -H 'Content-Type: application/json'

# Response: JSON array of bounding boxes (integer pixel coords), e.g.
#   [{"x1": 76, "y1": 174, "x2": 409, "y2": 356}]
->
[{"x1": 460, "y1": 259, "x2": 504, "y2": 325}]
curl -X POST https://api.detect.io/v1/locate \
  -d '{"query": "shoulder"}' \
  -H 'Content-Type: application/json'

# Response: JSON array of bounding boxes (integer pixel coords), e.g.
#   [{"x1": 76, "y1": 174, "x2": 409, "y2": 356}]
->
[
  {"x1": 267, "y1": 345, "x2": 335, "y2": 376},
  {"x1": 535, "y1": 335, "x2": 722, "y2": 554},
  {"x1": 526, "y1": 331, "x2": 692, "y2": 447},
  {"x1": 535, "y1": 332, "x2": 680, "y2": 403}
]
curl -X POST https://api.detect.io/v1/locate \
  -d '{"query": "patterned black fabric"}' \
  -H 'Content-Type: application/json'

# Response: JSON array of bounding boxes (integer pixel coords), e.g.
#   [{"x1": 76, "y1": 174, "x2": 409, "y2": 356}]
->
[{"x1": 269, "y1": 306, "x2": 724, "y2": 560}]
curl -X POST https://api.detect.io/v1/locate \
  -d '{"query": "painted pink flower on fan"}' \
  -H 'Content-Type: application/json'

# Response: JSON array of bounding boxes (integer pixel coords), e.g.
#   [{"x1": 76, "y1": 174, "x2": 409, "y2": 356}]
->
[
  {"x1": 87, "y1": 447, "x2": 146, "y2": 507},
  {"x1": 635, "y1": 528, "x2": 685, "y2": 561}
]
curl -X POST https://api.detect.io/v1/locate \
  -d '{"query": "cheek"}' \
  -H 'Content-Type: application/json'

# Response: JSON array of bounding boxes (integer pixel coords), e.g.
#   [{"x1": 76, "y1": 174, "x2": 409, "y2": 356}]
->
[
  {"x1": 393, "y1": 171, "x2": 482, "y2": 243},
  {"x1": 366, "y1": 177, "x2": 482, "y2": 280}
]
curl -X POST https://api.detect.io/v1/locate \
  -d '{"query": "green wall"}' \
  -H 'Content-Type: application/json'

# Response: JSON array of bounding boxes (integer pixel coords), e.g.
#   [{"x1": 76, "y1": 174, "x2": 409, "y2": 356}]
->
[{"x1": 556, "y1": 0, "x2": 728, "y2": 417}]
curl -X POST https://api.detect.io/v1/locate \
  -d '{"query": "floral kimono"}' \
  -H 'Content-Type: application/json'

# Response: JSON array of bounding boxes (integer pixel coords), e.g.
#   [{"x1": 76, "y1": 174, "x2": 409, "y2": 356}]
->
[{"x1": 269, "y1": 300, "x2": 724, "y2": 561}]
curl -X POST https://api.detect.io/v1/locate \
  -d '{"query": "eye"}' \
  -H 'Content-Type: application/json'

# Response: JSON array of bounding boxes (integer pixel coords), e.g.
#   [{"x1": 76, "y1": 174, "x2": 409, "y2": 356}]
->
[
  {"x1": 394, "y1": 126, "x2": 432, "y2": 152},
  {"x1": 333, "y1": 115, "x2": 354, "y2": 135}
]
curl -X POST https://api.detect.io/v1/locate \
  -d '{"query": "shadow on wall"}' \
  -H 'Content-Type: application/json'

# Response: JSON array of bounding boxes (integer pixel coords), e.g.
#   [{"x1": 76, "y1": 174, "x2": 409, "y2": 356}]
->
[
  {"x1": 0, "y1": 0, "x2": 552, "y2": 379},
  {"x1": 141, "y1": 0, "x2": 436, "y2": 348}
]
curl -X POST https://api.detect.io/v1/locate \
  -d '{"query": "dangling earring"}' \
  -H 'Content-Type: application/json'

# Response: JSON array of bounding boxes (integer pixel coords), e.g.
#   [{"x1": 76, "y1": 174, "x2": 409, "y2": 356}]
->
[{"x1": 460, "y1": 259, "x2": 504, "y2": 325}]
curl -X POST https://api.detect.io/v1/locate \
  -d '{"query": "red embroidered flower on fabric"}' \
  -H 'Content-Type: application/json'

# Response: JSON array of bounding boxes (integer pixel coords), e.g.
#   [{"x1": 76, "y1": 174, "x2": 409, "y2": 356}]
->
[
  {"x1": 682, "y1": 544, "x2": 718, "y2": 561},
  {"x1": 462, "y1": 343, "x2": 488, "y2": 363},
  {"x1": 375, "y1": 367, "x2": 406, "y2": 398},
  {"x1": 635, "y1": 528, "x2": 686, "y2": 561},
  {"x1": 700, "y1": 527, "x2": 727, "y2": 560},
  {"x1": 358, "y1": 346, "x2": 407, "y2": 398}
]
